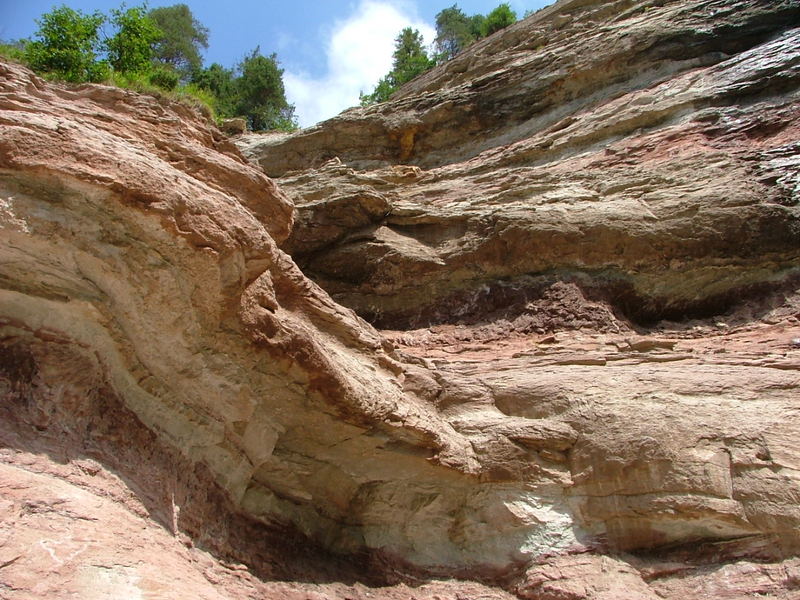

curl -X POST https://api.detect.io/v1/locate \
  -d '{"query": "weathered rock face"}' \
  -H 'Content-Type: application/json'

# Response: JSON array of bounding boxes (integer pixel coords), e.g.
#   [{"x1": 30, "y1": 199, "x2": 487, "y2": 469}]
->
[
  {"x1": 2, "y1": 0, "x2": 800, "y2": 597},
  {"x1": 245, "y1": 0, "x2": 800, "y2": 330},
  {"x1": 0, "y1": 59, "x2": 496, "y2": 570}
]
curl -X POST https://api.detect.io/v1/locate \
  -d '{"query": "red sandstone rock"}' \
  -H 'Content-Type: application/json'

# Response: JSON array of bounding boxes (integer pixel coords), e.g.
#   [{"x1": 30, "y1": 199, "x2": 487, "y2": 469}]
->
[{"x1": 1, "y1": 0, "x2": 799, "y2": 597}]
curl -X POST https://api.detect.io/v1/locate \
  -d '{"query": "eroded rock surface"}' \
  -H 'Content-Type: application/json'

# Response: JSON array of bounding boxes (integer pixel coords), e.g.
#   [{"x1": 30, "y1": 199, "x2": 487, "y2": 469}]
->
[
  {"x1": 2, "y1": 0, "x2": 800, "y2": 597},
  {"x1": 245, "y1": 0, "x2": 800, "y2": 330}
]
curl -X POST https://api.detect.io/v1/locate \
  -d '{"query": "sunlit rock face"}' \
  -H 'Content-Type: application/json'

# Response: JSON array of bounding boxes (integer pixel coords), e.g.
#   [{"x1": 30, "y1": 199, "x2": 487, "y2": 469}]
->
[
  {"x1": 245, "y1": 0, "x2": 800, "y2": 331},
  {"x1": 2, "y1": 0, "x2": 800, "y2": 597}
]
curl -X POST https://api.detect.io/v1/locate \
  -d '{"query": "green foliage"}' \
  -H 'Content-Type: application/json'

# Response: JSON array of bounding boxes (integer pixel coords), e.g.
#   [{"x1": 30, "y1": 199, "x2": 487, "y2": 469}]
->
[
  {"x1": 174, "y1": 83, "x2": 216, "y2": 119},
  {"x1": 469, "y1": 14, "x2": 487, "y2": 38},
  {"x1": 234, "y1": 48, "x2": 297, "y2": 131},
  {"x1": 105, "y1": 4, "x2": 162, "y2": 74},
  {"x1": 148, "y1": 4, "x2": 208, "y2": 76},
  {"x1": 361, "y1": 27, "x2": 434, "y2": 105},
  {"x1": 432, "y1": 3, "x2": 516, "y2": 64},
  {"x1": 434, "y1": 5, "x2": 475, "y2": 61},
  {"x1": 16, "y1": 3, "x2": 294, "y2": 131},
  {"x1": 107, "y1": 69, "x2": 214, "y2": 118},
  {"x1": 482, "y1": 3, "x2": 517, "y2": 37},
  {"x1": 191, "y1": 62, "x2": 236, "y2": 116},
  {"x1": 392, "y1": 28, "x2": 435, "y2": 86},
  {"x1": 106, "y1": 68, "x2": 152, "y2": 89},
  {"x1": 360, "y1": 77, "x2": 395, "y2": 105},
  {"x1": 148, "y1": 65, "x2": 179, "y2": 90},
  {"x1": 0, "y1": 40, "x2": 27, "y2": 62},
  {"x1": 193, "y1": 51, "x2": 297, "y2": 130},
  {"x1": 23, "y1": 5, "x2": 106, "y2": 82},
  {"x1": 22, "y1": 3, "x2": 162, "y2": 81}
]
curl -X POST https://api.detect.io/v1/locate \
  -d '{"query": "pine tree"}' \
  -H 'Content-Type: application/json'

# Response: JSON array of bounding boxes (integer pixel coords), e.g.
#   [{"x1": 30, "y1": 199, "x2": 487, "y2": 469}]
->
[
  {"x1": 361, "y1": 27, "x2": 434, "y2": 105},
  {"x1": 234, "y1": 48, "x2": 297, "y2": 131}
]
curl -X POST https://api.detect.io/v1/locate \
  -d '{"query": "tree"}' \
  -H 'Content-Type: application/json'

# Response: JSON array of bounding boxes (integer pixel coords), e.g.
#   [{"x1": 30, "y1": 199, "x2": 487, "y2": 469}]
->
[
  {"x1": 105, "y1": 4, "x2": 161, "y2": 74},
  {"x1": 23, "y1": 5, "x2": 107, "y2": 82},
  {"x1": 392, "y1": 28, "x2": 435, "y2": 86},
  {"x1": 469, "y1": 14, "x2": 487, "y2": 38},
  {"x1": 19, "y1": 3, "x2": 296, "y2": 129},
  {"x1": 361, "y1": 27, "x2": 434, "y2": 105},
  {"x1": 234, "y1": 48, "x2": 296, "y2": 131},
  {"x1": 482, "y1": 3, "x2": 517, "y2": 37},
  {"x1": 191, "y1": 51, "x2": 297, "y2": 131},
  {"x1": 434, "y1": 5, "x2": 474, "y2": 61},
  {"x1": 360, "y1": 77, "x2": 395, "y2": 105},
  {"x1": 148, "y1": 4, "x2": 209, "y2": 76},
  {"x1": 431, "y1": 3, "x2": 515, "y2": 65}
]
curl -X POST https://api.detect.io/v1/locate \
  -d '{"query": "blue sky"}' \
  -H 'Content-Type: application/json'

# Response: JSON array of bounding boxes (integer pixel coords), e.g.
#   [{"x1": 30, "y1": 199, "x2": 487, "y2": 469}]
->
[{"x1": 1, "y1": 0, "x2": 552, "y2": 126}]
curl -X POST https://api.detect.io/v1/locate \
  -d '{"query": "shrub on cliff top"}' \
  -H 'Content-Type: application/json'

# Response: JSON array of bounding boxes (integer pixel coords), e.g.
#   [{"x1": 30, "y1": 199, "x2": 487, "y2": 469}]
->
[
  {"x1": 190, "y1": 50, "x2": 298, "y2": 132},
  {"x1": 23, "y1": 5, "x2": 107, "y2": 82},
  {"x1": 22, "y1": 3, "x2": 188, "y2": 88},
  {"x1": 435, "y1": 5, "x2": 481, "y2": 61},
  {"x1": 433, "y1": 3, "x2": 517, "y2": 63},
  {"x1": 234, "y1": 48, "x2": 297, "y2": 131}
]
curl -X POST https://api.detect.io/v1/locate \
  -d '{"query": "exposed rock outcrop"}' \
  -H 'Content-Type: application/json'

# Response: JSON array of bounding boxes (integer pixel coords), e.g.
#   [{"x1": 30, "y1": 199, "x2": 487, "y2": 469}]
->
[
  {"x1": 245, "y1": 0, "x2": 800, "y2": 330},
  {"x1": 1, "y1": 0, "x2": 800, "y2": 597}
]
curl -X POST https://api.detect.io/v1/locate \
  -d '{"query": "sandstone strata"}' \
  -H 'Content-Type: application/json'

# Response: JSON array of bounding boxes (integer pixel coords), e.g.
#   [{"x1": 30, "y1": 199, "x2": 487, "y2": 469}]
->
[
  {"x1": 1, "y1": 0, "x2": 800, "y2": 597},
  {"x1": 245, "y1": 0, "x2": 800, "y2": 330}
]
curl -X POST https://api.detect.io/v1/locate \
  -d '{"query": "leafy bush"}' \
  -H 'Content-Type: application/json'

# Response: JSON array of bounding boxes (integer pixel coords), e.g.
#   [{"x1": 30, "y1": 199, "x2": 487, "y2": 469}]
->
[
  {"x1": 234, "y1": 48, "x2": 297, "y2": 131},
  {"x1": 191, "y1": 50, "x2": 298, "y2": 131},
  {"x1": 435, "y1": 6, "x2": 478, "y2": 61},
  {"x1": 148, "y1": 66, "x2": 179, "y2": 90},
  {"x1": 191, "y1": 62, "x2": 236, "y2": 116},
  {"x1": 23, "y1": 5, "x2": 106, "y2": 82},
  {"x1": 433, "y1": 3, "x2": 517, "y2": 63}
]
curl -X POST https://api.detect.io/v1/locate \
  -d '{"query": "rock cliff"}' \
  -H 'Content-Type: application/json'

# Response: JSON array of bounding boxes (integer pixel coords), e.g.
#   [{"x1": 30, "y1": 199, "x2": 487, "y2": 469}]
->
[
  {"x1": 1, "y1": 0, "x2": 800, "y2": 598},
  {"x1": 244, "y1": 0, "x2": 800, "y2": 330}
]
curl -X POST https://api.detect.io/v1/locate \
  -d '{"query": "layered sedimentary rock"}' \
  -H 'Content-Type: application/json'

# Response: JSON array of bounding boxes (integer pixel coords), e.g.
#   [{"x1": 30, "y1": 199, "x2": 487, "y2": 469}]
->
[
  {"x1": 2, "y1": 0, "x2": 800, "y2": 597},
  {"x1": 0, "y1": 59, "x2": 489, "y2": 569},
  {"x1": 244, "y1": 0, "x2": 800, "y2": 330}
]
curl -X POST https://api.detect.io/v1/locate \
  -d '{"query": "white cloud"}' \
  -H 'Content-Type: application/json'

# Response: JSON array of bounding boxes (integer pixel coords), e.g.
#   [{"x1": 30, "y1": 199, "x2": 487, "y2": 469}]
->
[{"x1": 285, "y1": 1, "x2": 435, "y2": 128}]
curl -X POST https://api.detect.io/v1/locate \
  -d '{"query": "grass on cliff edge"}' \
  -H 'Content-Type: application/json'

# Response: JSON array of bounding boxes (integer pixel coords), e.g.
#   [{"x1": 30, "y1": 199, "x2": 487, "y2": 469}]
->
[
  {"x1": 0, "y1": 43, "x2": 25, "y2": 63},
  {"x1": 105, "y1": 70, "x2": 216, "y2": 121},
  {"x1": 0, "y1": 43, "x2": 217, "y2": 123}
]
